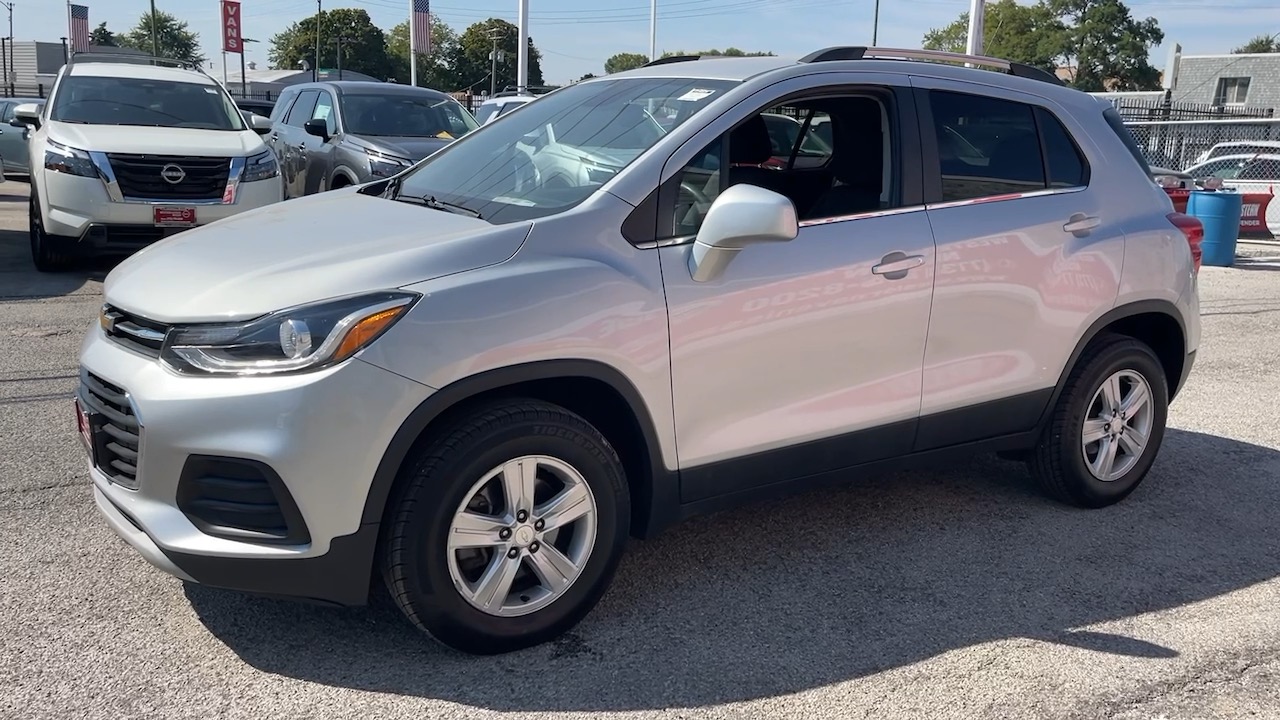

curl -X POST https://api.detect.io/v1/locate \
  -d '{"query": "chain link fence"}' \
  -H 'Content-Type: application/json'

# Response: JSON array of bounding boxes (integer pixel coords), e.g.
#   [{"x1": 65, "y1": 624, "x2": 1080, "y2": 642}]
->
[{"x1": 1124, "y1": 118, "x2": 1280, "y2": 236}]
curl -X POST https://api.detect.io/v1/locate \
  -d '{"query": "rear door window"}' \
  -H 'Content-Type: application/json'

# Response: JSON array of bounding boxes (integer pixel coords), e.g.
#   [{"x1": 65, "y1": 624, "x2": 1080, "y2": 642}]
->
[
  {"x1": 929, "y1": 91, "x2": 1044, "y2": 201},
  {"x1": 285, "y1": 90, "x2": 320, "y2": 127}
]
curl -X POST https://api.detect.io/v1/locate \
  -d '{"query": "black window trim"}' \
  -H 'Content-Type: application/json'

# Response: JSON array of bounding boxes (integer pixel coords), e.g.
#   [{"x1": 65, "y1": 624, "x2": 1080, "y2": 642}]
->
[
  {"x1": 625, "y1": 83, "x2": 924, "y2": 248},
  {"x1": 917, "y1": 87, "x2": 1092, "y2": 209},
  {"x1": 285, "y1": 89, "x2": 320, "y2": 128}
]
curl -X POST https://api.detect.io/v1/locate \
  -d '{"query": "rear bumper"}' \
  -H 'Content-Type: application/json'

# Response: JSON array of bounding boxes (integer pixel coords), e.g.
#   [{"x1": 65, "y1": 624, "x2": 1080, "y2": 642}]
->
[{"x1": 95, "y1": 485, "x2": 379, "y2": 605}]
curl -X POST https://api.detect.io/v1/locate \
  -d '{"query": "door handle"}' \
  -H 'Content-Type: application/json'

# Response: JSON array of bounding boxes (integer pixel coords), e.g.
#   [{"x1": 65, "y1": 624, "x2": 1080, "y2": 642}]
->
[
  {"x1": 1063, "y1": 213, "x2": 1100, "y2": 234},
  {"x1": 871, "y1": 252, "x2": 926, "y2": 279},
  {"x1": 297, "y1": 143, "x2": 308, "y2": 151}
]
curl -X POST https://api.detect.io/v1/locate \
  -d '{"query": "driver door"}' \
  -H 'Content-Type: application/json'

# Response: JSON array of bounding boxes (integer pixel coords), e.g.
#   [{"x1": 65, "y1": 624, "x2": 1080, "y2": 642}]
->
[{"x1": 655, "y1": 76, "x2": 937, "y2": 503}]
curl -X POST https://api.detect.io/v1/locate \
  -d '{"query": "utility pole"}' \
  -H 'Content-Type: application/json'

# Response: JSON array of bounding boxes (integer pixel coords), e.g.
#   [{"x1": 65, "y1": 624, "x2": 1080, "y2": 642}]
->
[
  {"x1": 872, "y1": 0, "x2": 880, "y2": 45},
  {"x1": 516, "y1": 0, "x2": 528, "y2": 93},
  {"x1": 335, "y1": 35, "x2": 344, "y2": 81},
  {"x1": 314, "y1": 0, "x2": 321, "y2": 81},
  {"x1": 488, "y1": 26, "x2": 501, "y2": 97},
  {"x1": 149, "y1": 0, "x2": 157, "y2": 57},
  {"x1": 242, "y1": 37, "x2": 257, "y2": 97},
  {"x1": 649, "y1": 0, "x2": 656, "y2": 62},
  {"x1": 965, "y1": 0, "x2": 984, "y2": 56},
  {"x1": 0, "y1": 2, "x2": 13, "y2": 96}
]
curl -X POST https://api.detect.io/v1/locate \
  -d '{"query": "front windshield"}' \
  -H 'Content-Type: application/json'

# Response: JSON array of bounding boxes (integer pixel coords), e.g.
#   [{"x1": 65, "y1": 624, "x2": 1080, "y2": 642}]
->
[
  {"x1": 50, "y1": 76, "x2": 245, "y2": 130},
  {"x1": 389, "y1": 77, "x2": 739, "y2": 223},
  {"x1": 343, "y1": 92, "x2": 479, "y2": 138}
]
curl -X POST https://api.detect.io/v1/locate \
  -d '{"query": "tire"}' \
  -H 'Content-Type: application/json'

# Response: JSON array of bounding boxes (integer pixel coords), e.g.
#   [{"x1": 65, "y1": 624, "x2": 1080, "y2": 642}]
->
[
  {"x1": 379, "y1": 399, "x2": 630, "y2": 654},
  {"x1": 1029, "y1": 334, "x2": 1169, "y2": 508},
  {"x1": 29, "y1": 191, "x2": 74, "y2": 272}
]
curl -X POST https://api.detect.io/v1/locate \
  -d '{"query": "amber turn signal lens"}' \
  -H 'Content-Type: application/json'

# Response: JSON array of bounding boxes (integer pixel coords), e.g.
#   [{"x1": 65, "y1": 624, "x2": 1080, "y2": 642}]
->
[{"x1": 333, "y1": 306, "x2": 407, "y2": 361}]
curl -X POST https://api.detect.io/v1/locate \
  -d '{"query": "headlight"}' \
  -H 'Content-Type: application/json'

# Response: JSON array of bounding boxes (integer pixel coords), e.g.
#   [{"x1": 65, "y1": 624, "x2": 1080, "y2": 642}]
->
[
  {"x1": 367, "y1": 150, "x2": 412, "y2": 178},
  {"x1": 44, "y1": 139, "x2": 98, "y2": 178},
  {"x1": 242, "y1": 150, "x2": 279, "y2": 183},
  {"x1": 160, "y1": 291, "x2": 418, "y2": 376}
]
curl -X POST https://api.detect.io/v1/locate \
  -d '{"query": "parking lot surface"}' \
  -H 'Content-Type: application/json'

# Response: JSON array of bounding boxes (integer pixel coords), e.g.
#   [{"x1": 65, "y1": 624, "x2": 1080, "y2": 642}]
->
[{"x1": 2, "y1": 181, "x2": 1279, "y2": 719}]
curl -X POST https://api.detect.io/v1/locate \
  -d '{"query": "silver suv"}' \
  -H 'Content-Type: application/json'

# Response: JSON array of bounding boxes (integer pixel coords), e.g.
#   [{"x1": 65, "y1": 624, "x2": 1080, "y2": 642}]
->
[{"x1": 78, "y1": 47, "x2": 1202, "y2": 655}]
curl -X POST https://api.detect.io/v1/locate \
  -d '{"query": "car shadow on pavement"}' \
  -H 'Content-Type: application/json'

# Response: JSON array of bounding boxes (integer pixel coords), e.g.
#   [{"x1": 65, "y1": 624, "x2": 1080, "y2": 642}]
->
[
  {"x1": 186, "y1": 428, "x2": 1280, "y2": 711},
  {"x1": 0, "y1": 228, "x2": 113, "y2": 300}
]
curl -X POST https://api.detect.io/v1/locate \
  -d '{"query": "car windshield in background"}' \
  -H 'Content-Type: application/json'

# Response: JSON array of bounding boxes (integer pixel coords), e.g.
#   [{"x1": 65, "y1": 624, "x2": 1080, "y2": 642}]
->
[
  {"x1": 390, "y1": 77, "x2": 739, "y2": 224},
  {"x1": 50, "y1": 76, "x2": 244, "y2": 130},
  {"x1": 343, "y1": 93, "x2": 479, "y2": 138}
]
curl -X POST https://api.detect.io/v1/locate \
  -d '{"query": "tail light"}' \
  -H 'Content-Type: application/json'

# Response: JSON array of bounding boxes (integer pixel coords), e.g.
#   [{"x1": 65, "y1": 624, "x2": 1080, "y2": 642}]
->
[{"x1": 1168, "y1": 212, "x2": 1203, "y2": 273}]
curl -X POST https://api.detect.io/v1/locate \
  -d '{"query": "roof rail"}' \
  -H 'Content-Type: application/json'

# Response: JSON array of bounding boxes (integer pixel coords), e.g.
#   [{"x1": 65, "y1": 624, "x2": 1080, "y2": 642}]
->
[
  {"x1": 797, "y1": 46, "x2": 1064, "y2": 86},
  {"x1": 642, "y1": 54, "x2": 701, "y2": 67},
  {"x1": 67, "y1": 51, "x2": 207, "y2": 75}
]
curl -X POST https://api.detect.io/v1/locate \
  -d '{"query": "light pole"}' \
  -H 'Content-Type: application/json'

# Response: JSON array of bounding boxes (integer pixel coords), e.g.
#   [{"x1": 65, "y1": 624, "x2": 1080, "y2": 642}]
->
[
  {"x1": 488, "y1": 26, "x2": 502, "y2": 97},
  {"x1": 242, "y1": 37, "x2": 258, "y2": 96},
  {"x1": 149, "y1": 0, "x2": 158, "y2": 57},
  {"x1": 517, "y1": 0, "x2": 528, "y2": 93},
  {"x1": 872, "y1": 0, "x2": 880, "y2": 45},
  {"x1": 0, "y1": 2, "x2": 13, "y2": 95},
  {"x1": 649, "y1": 0, "x2": 656, "y2": 62},
  {"x1": 966, "y1": 0, "x2": 984, "y2": 56},
  {"x1": 314, "y1": 0, "x2": 321, "y2": 81}
]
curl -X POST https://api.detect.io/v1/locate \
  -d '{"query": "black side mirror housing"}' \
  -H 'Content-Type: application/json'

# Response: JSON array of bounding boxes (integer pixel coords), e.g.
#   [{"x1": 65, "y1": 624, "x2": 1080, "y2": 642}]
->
[{"x1": 303, "y1": 118, "x2": 329, "y2": 140}]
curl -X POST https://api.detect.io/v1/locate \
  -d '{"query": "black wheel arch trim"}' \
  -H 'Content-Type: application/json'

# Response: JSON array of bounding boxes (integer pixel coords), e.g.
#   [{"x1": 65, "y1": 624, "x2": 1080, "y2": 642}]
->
[
  {"x1": 359, "y1": 359, "x2": 676, "y2": 535},
  {"x1": 1039, "y1": 298, "x2": 1189, "y2": 428}
]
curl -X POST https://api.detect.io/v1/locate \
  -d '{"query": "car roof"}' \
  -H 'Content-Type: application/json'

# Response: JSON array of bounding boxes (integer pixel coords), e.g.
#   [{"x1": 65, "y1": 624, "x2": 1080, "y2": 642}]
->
[
  {"x1": 67, "y1": 61, "x2": 216, "y2": 84},
  {"x1": 289, "y1": 81, "x2": 451, "y2": 99}
]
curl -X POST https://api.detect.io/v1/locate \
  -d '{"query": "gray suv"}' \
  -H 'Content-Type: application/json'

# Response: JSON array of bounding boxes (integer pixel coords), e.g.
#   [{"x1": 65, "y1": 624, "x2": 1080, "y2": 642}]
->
[
  {"x1": 265, "y1": 81, "x2": 478, "y2": 198},
  {"x1": 79, "y1": 47, "x2": 1202, "y2": 655}
]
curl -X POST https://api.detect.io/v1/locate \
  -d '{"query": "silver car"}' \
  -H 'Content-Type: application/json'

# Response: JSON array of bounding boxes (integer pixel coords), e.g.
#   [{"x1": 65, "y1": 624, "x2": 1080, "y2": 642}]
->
[
  {"x1": 79, "y1": 47, "x2": 1201, "y2": 655},
  {"x1": 1, "y1": 97, "x2": 45, "y2": 175},
  {"x1": 264, "y1": 81, "x2": 479, "y2": 198}
]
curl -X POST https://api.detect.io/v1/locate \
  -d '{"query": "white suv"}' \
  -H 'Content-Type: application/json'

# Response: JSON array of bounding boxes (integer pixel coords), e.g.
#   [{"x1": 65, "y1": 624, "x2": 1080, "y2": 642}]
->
[{"x1": 20, "y1": 54, "x2": 284, "y2": 272}]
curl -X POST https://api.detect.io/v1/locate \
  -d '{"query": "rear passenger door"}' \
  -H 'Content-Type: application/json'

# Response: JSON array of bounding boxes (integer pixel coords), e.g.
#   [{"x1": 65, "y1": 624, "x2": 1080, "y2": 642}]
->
[
  {"x1": 301, "y1": 90, "x2": 339, "y2": 194},
  {"x1": 911, "y1": 78, "x2": 1124, "y2": 451}
]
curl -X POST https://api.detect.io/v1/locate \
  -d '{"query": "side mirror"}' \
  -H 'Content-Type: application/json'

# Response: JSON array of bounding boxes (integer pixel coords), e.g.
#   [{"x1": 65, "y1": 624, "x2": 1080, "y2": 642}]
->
[
  {"x1": 250, "y1": 114, "x2": 273, "y2": 135},
  {"x1": 13, "y1": 102, "x2": 39, "y2": 129},
  {"x1": 303, "y1": 118, "x2": 329, "y2": 140},
  {"x1": 7, "y1": 118, "x2": 24, "y2": 129},
  {"x1": 688, "y1": 183, "x2": 798, "y2": 282}
]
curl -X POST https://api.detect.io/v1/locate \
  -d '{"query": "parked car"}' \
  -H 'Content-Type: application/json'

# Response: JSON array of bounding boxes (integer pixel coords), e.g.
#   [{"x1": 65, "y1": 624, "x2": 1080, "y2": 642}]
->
[
  {"x1": 1184, "y1": 153, "x2": 1280, "y2": 182},
  {"x1": 234, "y1": 97, "x2": 276, "y2": 122},
  {"x1": 22, "y1": 52, "x2": 282, "y2": 271},
  {"x1": 80, "y1": 46, "x2": 1200, "y2": 655},
  {"x1": 473, "y1": 91, "x2": 537, "y2": 125},
  {"x1": 265, "y1": 81, "x2": 479, "y2": 198},
  {"x1": 1193, "y1": 140, "x2": 1280, "y2": 166},
  {"x1": 0, "y1": 97, "x2": 46, "y2": 176}
]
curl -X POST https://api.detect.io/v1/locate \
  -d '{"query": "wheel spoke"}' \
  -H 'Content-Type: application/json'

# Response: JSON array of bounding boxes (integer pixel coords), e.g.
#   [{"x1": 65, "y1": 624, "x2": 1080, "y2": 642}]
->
[
  {"x1": 448, "y1": 511, "x2": 508, "y2": 550},
  {"x1": 1091, "y1": 435, "x2": 1120, "y2": 479},
  {"x1": 1122, "y1": 381, "x2": 1150, "y2": 417},
  {"x1": 1082, "y1": 418, "x2": 1108, "y2": 446},
  {"x1": 469, "y1": 553, "x2": 522, "y2": 612},
  {"x1": 536, "y1": 482, "x2": 592, "y2": 532},
  {"x1": 528, "y1": 544, "x2": 578, "y2": 592},
  {"x1": 1119, "y1": 426, "x2": 1148, "y2": 458},
  {"x1": 501, "y1": 458, "x2": 538, "y2": 515},
  {"x1": 1102, "y1": 374, "x2": 1124, "y2": 414}
]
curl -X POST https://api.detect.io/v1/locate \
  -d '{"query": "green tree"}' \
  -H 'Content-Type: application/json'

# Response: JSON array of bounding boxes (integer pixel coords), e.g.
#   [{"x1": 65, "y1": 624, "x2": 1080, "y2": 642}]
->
[
  {"x1": 269, "y1": 9, "x2": 393, "y2": 80},
  {"x1": 923, "y1": 0, "x2": 1066, "y2": 72},
  {"x1": 604, "y1": 52, "x2": 648, "y2": 74},
  {"x1": 578, "y1": 72, "x2": 598, "y2": 81},
  {"x1": 452, "y1": 19, "x2": 544, "y2": 93},
  {"x1": 660, "y1": 48, "x2": 774, "y2": 58},
  {"x1": 1233, "y1": 35, "x2": 1280, "y2": 54},
  {"x1": 90, "y1": 22, "x2": 118, "y2": 47},
  {"x1": 1046, "y1": 0, "x2": 1163, "y2": 91},
  {"x1": 387, "y1": 16, "x2": 460, "y2": 88},
  {"x1": 119, "y1": 10, "x2": 204, "y2": 64}
]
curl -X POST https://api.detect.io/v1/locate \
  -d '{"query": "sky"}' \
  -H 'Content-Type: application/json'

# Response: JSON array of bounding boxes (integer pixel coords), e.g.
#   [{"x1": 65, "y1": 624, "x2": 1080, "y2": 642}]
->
[{"x1": 19, "y1": 0, "x2": 1280, "y2": 86}]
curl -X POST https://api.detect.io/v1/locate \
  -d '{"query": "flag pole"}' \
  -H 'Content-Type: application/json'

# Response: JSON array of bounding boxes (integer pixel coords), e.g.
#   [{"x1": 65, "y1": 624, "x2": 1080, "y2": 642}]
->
[{"x1": 409, "y1": 0, "x2": 417, "y2": 86}]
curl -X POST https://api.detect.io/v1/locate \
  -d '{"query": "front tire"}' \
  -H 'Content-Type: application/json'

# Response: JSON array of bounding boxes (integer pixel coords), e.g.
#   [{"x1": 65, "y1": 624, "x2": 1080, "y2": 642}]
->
[
  {"x1": 30, "y1": 191, "x2": 74, "y2": 272},
  {"x1": 1029, "y1": 335, "x2": 1169, "y2": 508},
  {"x1": 380, "y1": 400, "x2": 630, "y2": 654}
]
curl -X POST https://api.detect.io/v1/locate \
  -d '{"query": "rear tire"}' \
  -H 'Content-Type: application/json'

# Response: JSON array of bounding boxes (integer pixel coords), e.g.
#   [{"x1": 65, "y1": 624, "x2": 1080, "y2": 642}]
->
[
  {"x1": 1029, "y1": 334, "x2": 1169, "y2": 508},
  {"x1": 379, "y1": 399, "x2": 630, "y2": 654},
  {"x1": 29, "y1": 191, "x2": 74, "y2": 272}
]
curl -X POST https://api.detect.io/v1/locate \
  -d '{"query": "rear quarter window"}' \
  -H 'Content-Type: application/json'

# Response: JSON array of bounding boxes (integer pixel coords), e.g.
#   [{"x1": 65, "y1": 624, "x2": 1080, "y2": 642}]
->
[{"x1": 1102, "y1": 107, "x2": 1151, "y2": 176}]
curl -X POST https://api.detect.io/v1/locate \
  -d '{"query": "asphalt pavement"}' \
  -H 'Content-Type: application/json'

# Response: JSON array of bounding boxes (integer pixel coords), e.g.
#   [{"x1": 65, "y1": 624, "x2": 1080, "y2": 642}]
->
[{"x1": 2, "y1": 181, "x2": 1279, "y2": 720}]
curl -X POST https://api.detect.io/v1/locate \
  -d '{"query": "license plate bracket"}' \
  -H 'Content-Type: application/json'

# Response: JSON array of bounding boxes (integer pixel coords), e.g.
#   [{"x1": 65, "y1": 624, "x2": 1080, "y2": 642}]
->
[
  {"x1": 75, "y1": 397, "x2": 98, "y2": 465},
  {"x1": 153, "y1": 206, "x2": 197, "y2": 227}
]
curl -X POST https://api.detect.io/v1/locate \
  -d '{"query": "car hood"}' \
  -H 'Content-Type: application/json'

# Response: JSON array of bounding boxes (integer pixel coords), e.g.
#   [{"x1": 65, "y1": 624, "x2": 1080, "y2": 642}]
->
[
  {"x1": 348, "y1": 134, "x2": 454, "y2": 162},
  {"x1": 47, "y1": 121, "x2": 264, "y2": 156},
  {"x1": 103, "y1": 189, "x2": 531, "y2": 323}
]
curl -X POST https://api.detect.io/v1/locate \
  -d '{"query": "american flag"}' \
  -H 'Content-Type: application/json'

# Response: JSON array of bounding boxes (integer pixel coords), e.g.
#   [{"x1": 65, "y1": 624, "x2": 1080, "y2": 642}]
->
[
  {"x1": 69, "y1": 4, "x2": 91, "y2": 53},
  {"x1": 411, "y1": 0, "x2": 431, "y2": 55}
]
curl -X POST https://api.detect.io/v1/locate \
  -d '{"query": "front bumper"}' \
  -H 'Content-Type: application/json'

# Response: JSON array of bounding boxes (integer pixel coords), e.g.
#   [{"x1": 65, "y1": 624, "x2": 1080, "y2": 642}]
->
[
  {"x1": 41, "y1": 166, "x2": 283, "y2": 241},
  {"x1": 79, "y1": 323, "x2": 432, "y2": 605}
]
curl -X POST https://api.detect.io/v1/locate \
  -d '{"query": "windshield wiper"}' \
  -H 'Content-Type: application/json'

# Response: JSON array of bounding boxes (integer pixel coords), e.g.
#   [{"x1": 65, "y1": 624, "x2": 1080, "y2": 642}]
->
[{"x1": 392, "y1": 191, "x2": 483, "y2": 219}]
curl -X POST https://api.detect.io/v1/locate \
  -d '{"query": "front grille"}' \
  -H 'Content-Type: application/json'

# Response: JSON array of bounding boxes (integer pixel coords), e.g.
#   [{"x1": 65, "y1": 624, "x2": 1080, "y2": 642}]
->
[
  {"x1": 102, "y1": 305, "x2": 170, "y2": 358},
  {"x1": 107, "y1": 154, "x2": 231, "y2": 200},
  {"x1": 80, "y1": 372, "x2": 141, "y2": 490},
  {"x1": 177, "y1": 457, "x2": 311, "y2": 545}
]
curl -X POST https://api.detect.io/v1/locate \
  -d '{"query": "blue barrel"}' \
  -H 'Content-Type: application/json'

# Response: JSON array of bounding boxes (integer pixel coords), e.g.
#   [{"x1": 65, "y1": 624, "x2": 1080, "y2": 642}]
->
[{"x1": 1187, "y1": 190, "x2": 1242, "y2": 267}]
